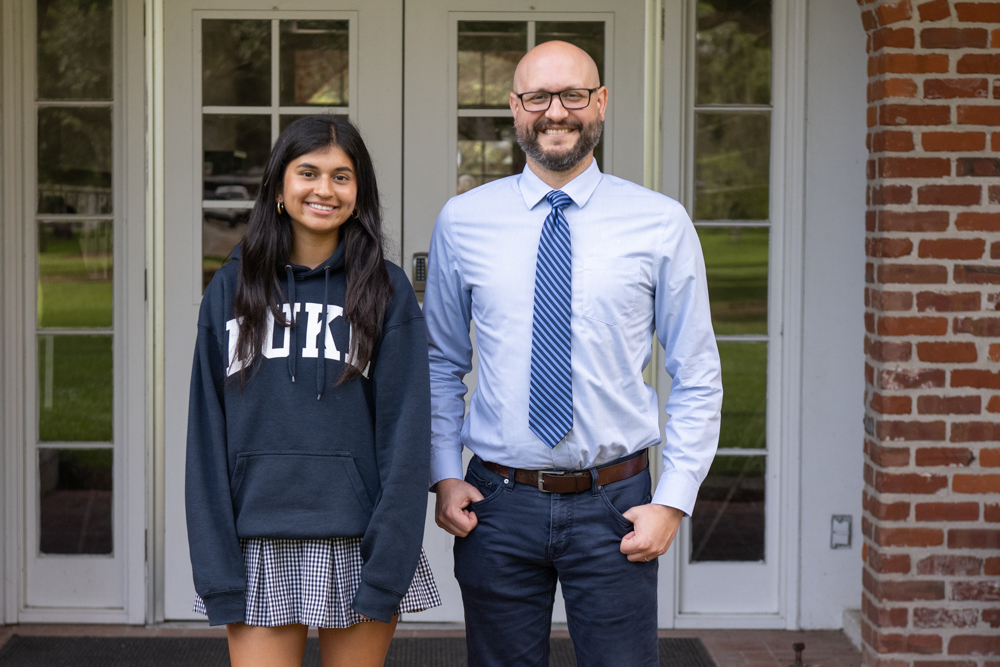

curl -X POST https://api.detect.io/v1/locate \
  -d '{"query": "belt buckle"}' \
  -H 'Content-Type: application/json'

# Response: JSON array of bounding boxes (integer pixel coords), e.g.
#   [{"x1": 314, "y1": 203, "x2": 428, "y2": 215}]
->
[{"x1": 537, "y1": 470, "x2": 565, "y2": 493}]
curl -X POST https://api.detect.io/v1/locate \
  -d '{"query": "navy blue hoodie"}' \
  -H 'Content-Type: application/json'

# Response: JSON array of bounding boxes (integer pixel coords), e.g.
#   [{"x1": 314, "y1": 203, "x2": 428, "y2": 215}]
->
[{"x1": 185, "y1": 243, "x2": 431, "y2": 626}]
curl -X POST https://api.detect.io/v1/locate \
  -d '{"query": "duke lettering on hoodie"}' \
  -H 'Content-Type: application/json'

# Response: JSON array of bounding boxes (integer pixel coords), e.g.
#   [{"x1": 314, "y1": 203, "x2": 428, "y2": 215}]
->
[{"x1": 225, "y1": 301, "x2": 360, "y2": 377}]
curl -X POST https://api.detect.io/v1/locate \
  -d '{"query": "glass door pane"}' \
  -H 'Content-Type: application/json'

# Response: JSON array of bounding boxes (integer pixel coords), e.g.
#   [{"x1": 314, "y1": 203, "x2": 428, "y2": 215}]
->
[
  {"x1": 36, "y1": 0, "x2": 113, "y2": 100},
  {"x1": 37, "y1": 221, "x2": 114, "y2": 329},
  {"x1": 37, "y1": 335, "x2": 113, "y2": 442},
  {"x1": 280, "y1": 20, "x2": 350, "y2": 106},
  {"x1": 691, "y1": 455, "x2": 766, "y2": 562},
  {"x1": 201, "y1": 19, "x2": 271, "y2": 107},
  {"x1": 695, "y1": 0, "x2": 771, "y2": 106},
  {"x1": 39, "y1": 449, "x2": 113, "y2": 555}
]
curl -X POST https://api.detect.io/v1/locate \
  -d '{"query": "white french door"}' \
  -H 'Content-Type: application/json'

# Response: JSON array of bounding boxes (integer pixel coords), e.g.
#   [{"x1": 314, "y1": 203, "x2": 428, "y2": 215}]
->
[
  {"x1": 662, "y1": 0, "x2": 791, "y2": 626},
  {"x1": 11, "y1": 0, "x2": 146, "y2": 623},
  {"x1": 159, "y1": 0, "x2": 402, "y2": 619},
  {"x1": 403, "y1": 0, "x2": 648, "y2": 623}
]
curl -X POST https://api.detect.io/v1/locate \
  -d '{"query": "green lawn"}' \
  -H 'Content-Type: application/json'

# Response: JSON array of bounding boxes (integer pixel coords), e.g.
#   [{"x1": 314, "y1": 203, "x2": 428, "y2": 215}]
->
[
  {"x1": 36, "y1": 224, "x2": 114, "y2": 442},
  {"x1": 38, "y1": 335, "x2": 113, "y2": 442},
  {"x1": 38, "y1": 223, "x2": 113, "y2": 328},
  {"x1": 717, "y1": 340, "x2": 767, "y2": 450},
  {"x1": 697, "y1": 226, "x2": 768, "y2": 336}
]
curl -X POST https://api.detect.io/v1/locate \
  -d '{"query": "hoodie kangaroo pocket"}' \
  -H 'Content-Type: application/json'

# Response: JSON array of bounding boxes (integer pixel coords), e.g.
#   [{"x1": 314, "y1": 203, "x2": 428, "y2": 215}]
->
[{"x1": 231, "y1": 451, "x2": 375, "y2": 539}]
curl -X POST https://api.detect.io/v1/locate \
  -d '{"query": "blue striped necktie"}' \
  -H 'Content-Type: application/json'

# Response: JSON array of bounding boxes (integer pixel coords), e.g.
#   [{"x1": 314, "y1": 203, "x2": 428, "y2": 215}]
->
[{"x1": 529, "y1": 190, "x2": 574, "y2": 449}]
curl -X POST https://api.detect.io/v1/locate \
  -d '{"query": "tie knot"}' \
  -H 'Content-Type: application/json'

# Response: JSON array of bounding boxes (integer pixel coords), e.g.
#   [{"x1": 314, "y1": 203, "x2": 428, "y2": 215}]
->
[{"x1": 545, "y1": 190, "x2": 572, "y2": 211}]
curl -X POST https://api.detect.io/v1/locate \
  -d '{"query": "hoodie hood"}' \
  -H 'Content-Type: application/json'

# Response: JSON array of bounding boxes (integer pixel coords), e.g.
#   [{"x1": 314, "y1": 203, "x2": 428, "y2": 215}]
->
[{"x1": 228, "y1": 241, "x2": 346, "y2": 276}]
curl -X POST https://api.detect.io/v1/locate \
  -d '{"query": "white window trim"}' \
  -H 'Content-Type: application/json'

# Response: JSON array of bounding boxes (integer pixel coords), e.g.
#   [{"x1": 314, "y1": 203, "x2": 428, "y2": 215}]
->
[
  {"x1": 775, "y1": 0, "x2": 807, "y2": 631},
  {"x1": 146, "y1": 0, "x2": 166, "y2": 626},
  {"x1": 658, "y1": 0, "x2": 807, "y2": 629},
  {"x1": 1, "y1": 0, "x2": 26, "y2": 628}
]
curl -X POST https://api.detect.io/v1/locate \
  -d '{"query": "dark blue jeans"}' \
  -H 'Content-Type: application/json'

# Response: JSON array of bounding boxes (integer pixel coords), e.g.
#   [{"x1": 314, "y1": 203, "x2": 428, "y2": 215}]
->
[{"x1": 454, "y1": 454, "x2": 658, "y2": 667}]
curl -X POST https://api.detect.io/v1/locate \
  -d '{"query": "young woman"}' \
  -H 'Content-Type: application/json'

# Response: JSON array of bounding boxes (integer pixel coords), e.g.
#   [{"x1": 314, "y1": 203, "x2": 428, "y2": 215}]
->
[{"x1": 186, "y1": 115, "x2": 439, "y2": 667}]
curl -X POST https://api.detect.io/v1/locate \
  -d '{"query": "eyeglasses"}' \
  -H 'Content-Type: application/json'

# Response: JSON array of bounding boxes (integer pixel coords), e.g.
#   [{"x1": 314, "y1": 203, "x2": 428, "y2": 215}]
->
[{"x1": 514, "y1": 88, "x2": 601, "y2": 112}]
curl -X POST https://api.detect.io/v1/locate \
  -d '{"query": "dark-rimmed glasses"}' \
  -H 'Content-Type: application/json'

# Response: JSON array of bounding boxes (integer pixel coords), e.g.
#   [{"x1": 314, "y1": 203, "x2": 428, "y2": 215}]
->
[{"x1": 514, "y1": 88, "x2": 601, "y2": 112}]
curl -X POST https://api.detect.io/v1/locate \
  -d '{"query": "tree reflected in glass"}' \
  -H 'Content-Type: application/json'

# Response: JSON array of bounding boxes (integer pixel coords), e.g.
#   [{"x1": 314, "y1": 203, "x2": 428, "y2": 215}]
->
[
  {"x1": 457, "y1": 22, "x2": 527, "y2": 109},
  {"x1": 696, "y1": 0, "x2": 771, "y2": 106},
  {"x1": 38, "y1": 108, "x2": 113, "y2": 215},
  {"x1": 695, "y1": 113, "x2": 770, "y2": 221},
  {"x1": 202, "y1": 20, "x2": 271, "y2": 107},
  {"x1": 37, "y1": 0, "x2": 113, "y2": 100}
]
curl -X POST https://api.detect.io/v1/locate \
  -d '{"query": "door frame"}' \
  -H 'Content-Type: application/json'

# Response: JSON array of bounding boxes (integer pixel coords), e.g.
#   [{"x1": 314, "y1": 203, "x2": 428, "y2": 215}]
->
[
  {"x1": 141, "y1": 0, "x2": 805, "y2": 627},
  {"x1": 1, "y1": 0, "x2": 23, "y2": 629},
  {"x1": 1, "y1": 0, "x2": 148, "y2": 623}
]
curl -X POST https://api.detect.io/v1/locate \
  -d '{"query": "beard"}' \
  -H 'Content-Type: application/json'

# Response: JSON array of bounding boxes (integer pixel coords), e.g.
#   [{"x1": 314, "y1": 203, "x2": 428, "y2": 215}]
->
[{"x1": 515, "y1": 115, "x2": 603, "y2": 172}]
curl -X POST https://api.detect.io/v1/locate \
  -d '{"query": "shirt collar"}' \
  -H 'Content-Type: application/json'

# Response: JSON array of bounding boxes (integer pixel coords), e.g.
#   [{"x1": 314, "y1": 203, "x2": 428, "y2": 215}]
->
[{"x1": 517, "y1": 158, "x2": 603, "y2": 211}]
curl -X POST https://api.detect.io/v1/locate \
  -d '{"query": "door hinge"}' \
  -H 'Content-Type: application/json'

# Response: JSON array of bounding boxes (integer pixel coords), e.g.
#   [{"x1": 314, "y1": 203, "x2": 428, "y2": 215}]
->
[{"x1": 144, "y1": 269, "x2": 148, "y2": 301}]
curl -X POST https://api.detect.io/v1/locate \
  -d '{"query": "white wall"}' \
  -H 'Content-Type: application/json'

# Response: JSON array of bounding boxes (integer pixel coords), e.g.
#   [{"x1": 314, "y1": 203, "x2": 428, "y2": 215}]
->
[{"x1": 797, "y1": 0, "x2": 867, "y2": 629}]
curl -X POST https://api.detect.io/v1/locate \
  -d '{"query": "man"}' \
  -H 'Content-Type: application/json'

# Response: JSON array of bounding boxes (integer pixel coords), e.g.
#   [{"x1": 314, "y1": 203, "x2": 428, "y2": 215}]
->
[{"x1": 424, "y1": 41, "x2": 722, "y2": 667}]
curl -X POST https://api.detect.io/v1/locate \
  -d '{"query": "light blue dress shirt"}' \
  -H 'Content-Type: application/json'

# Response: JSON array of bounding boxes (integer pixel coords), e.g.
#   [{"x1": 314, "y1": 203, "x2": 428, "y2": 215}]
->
[{"x1": 424, "y1": 160, "x2": 722, "y2": 514}]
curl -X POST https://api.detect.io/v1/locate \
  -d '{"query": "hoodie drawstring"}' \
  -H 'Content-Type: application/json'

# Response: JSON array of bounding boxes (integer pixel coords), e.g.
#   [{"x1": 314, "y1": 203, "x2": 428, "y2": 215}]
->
[
  {"x1": 285, "y1": 265, "x2": 297, "y2": 383},
  {"x1": 317, "y1": 266, "x2": 330, "y2": 400}
]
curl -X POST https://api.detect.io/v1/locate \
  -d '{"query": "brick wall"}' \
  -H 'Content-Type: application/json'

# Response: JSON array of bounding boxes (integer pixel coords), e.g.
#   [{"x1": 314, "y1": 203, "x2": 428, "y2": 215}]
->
[{"x1": 859, "y1": 1, "x2": 1000, "y2": 667}]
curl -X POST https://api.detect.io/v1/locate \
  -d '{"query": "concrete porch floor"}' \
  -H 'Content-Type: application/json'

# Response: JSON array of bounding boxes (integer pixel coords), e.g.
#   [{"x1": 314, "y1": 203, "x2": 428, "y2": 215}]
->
[{"x1": 0, "y1": 623, "x2": 860, "y2": 667}]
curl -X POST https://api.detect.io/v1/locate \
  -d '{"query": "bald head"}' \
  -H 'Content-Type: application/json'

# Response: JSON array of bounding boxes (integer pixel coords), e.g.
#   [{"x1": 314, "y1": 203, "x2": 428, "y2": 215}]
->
[{"x1": 513, "y1": 41, "x2": 601, "y2": 94}]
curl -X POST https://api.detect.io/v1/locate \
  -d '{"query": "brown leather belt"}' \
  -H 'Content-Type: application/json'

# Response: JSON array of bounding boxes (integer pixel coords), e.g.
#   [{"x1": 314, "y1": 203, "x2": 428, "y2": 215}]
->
[{"x1": 481, "y1": 450, "x2": 648, "y2": 494}]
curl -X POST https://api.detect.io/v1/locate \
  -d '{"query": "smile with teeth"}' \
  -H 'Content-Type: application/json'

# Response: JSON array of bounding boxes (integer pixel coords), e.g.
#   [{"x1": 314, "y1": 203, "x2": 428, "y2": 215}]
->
[
  {"x1": 305, "y1": 202, "x2": 336, "y2": 212},
  {"x1": 541, "y1": 128, "x2": 575, "y2": 135}
]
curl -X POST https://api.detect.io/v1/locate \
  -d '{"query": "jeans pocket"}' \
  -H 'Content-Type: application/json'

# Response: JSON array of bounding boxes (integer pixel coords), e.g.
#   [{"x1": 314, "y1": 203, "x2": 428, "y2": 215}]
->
[
  {"x1": 466, "y1": 465, "x2": 504, "y2": 510},
  {"x1": 599, "y1": 472, "x2": 652, "y2": 533},
  {"x1": 599, "y1": 488, "x2": 636, "y2": 531}
]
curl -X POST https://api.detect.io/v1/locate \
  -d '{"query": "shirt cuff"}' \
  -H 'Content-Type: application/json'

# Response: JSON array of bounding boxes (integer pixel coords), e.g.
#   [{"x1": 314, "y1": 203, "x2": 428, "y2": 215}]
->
[
  {"x1": 429, "y1": 448, "x2": 465, "y2": 490},
  {"x1": 651, "y1": 471, "x2": 702, "y2": 516}
]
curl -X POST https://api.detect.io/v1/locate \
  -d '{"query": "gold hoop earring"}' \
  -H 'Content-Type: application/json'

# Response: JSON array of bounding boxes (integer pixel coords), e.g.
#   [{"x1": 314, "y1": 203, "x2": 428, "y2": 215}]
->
[
  {"x1": 276, "y1": 201, "x2": 284, "y2": 215},
  {"x1": 352, "y1": 209, "x2": 360, "y2": 219}
]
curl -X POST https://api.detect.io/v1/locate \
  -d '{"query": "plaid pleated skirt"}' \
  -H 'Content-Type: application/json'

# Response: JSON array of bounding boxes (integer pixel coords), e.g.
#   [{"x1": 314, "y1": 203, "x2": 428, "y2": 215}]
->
[{"x1": 193, "y1": 537, "x2": 441, "y2": 628}]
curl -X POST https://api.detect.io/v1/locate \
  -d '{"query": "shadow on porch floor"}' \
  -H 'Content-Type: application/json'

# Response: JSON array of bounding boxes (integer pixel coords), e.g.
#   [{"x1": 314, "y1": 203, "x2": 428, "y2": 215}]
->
[{"x1": 0, "y1": 624, "x2": 860, "y2": 667}]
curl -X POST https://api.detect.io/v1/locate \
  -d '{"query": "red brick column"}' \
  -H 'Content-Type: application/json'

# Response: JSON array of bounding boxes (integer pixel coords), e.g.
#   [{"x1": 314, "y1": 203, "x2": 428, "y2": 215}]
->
[{"x1": 859, "y1": 1, "x2": 1000, "y2": 667}]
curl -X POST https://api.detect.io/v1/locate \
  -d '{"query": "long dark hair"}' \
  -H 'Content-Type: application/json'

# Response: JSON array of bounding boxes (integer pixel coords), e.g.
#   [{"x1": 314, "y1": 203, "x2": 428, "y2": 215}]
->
[{"x1": 232, "y1": 115, "x2": 392, "y2": 385}]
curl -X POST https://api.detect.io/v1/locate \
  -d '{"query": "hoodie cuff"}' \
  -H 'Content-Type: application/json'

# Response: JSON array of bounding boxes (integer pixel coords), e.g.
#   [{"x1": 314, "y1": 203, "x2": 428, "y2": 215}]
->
[
  {"x1": 352, "y1": 580, "x2": 403, "y2": 624},
  {"x1": 201, "y1": 590, "x2": 246, "y2": 626}
]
